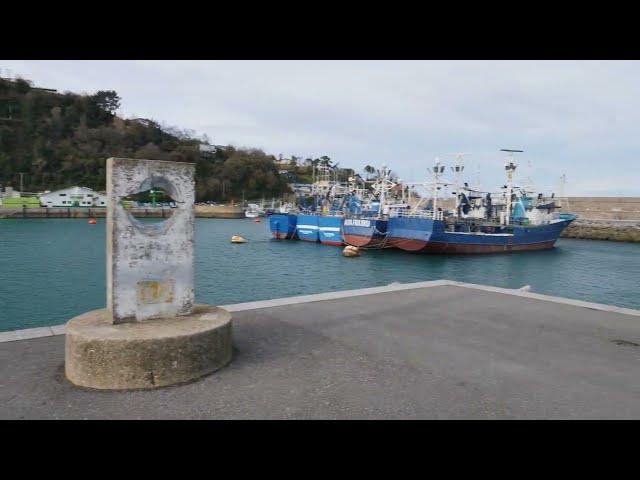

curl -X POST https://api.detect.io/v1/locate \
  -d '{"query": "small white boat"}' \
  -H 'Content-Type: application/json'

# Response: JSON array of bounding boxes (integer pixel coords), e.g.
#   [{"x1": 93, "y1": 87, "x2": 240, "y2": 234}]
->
[
  {"x1": 245, "y1": 203, "x2": 264, "y2": 218},
  {"x1": 278, "y1": 202, "x2": 294, "y2": 214}
]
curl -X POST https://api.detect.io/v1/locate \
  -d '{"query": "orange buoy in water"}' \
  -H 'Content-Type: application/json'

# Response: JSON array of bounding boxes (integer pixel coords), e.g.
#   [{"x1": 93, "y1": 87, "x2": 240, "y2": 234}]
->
[
  {"x1": 342, "y1": 245, "x2": 361, "y2": 257},
  {"x1": 88, "y1": 218, "x2": 97, "y2": 225},
  {"x1": 255, "y1": 218, "x2": 261, "y2": 223},
  {"x1": 231, "y1": 235, "x2": 248, "y2": 243}
]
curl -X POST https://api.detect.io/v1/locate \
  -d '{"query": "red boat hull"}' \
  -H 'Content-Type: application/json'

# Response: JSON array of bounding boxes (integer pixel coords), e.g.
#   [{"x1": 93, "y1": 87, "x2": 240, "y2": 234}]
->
[
  {"x1": 320, "y1": 240, "x2": 344, "y2": 247},
  {"x1": 343, "y1": 234, "x2": 387, "y2": 248}
]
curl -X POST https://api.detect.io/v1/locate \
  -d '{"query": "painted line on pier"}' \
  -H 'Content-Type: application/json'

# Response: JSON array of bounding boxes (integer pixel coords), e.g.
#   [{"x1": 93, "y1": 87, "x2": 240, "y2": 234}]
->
[
  {"x1": 447, "y1": 281, "x2": 640, "y2": 317},
  {"x1": 0, "y1": 325, "x2": 63, "y2": 343},
  {"x1": 1, "y1": 279, "x2": 638, "y2": 343},
  {"x1": 220, "y1": 279, "x2": 451, "y2": 312}
]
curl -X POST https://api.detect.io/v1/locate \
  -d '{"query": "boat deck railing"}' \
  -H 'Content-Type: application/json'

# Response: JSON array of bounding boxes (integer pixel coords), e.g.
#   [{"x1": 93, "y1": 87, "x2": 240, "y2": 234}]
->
[{"x1": 389, "y1": 209, "x2": 443, "y2": 220}]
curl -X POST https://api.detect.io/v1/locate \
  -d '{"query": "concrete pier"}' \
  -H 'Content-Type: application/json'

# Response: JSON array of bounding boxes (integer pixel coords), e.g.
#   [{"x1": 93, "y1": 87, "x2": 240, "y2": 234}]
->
[{"x1": 1, "y1": 280, "x2": 639, "y2": 419}]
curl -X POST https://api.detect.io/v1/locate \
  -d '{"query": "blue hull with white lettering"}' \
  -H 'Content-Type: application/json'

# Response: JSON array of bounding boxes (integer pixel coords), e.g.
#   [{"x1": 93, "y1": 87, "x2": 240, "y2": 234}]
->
[
  {"x1": 296, "y1": 214, "x2": 320, "y2": 242},
  {"x1": 318, "y1": 216, "x2": 344, "y2": 246},
  {"x1": 341, "y1": 217, "x2": 389, "y2": 248}
]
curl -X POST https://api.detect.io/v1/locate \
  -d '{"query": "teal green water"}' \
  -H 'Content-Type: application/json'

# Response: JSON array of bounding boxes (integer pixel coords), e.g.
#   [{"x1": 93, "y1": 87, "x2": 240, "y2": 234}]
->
[{"x1": 1, "y1": 218, "x2": 639, "y2": 332}]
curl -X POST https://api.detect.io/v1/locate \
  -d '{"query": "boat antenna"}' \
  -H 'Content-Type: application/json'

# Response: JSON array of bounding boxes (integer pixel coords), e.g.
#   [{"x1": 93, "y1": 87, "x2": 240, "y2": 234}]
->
[
  {"x1": 448, "y1": 153, "x2": 470, "y2": 214},
  {"x1": 370, "y1": 164, "x2": 396, "y2": 215},
  {"x1": 447, "y1": 153, "x2": 470, "y2": 183},
  {"x1": 559, "y1": 173, "x2": 568, "y2": 209},
  {"x1": 500, "y1": 149, "x2": 523, "y2": 225},
  {"x1": 431, "y1": 157, "x2": 446, "y2": 220}
]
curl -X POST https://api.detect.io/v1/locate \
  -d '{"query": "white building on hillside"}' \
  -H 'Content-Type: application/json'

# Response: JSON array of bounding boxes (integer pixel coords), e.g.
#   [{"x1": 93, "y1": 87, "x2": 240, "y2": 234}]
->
[{"x1": 39, "y1": 186, "x2": 107, "y2": 208}]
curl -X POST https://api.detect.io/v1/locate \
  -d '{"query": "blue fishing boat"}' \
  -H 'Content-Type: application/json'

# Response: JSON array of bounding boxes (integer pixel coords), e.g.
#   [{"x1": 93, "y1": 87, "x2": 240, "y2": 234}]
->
[
  {"x1": 387, "y1": 213, "x2": 576, "y2": 253},
  {"x1": 318, "y1": 216, "x2": 343, "y2": 246},
  {"x1": 342, "y1": 217, "x2": 389, "y2": 248},
  {"x1": 270, "y1": 164, "x2": 369, "y2": 244},
  {"x1": 341, "y1": 165, "x2": 400, "y2": 248},
  {"x1": 272, "y1": 151, "x2": 575, "y2": 254},
  {"x1": 269, "y1": 214, "x2": 297, "y2": 240},
  {"x1": 387, "y1": 151, "x2": 577, "y2": 253},
  {"x1": 296, "y1": 214, "x2": 320, "y2": 242}
]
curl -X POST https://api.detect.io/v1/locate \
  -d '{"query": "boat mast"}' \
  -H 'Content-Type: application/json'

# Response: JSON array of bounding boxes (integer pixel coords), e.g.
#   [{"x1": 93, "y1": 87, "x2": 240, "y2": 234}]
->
[
  {"x1": 500, "y1": 149, "x2": 522, "y2": 226},
  {"x1": 431, "y1": 158, "x2": 446, "y2": 220},
  {"x1": 378, "y1": 165, "x2": 387, "y2": 215},
  {"x1": 559, "y1": 173, "x2": 566, "y2": 208},
  {"x1": 448, "y1": 152, "x2": 470, "y2": 215},
  {"x1": 370, "y1": 165, "x2": 396, "y2": 216}
]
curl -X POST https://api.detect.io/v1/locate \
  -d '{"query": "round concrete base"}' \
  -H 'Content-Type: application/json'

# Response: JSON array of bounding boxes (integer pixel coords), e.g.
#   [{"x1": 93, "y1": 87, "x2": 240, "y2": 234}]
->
[{"x1": 65, "y1": 305, "x2": 232, "y2": 390}]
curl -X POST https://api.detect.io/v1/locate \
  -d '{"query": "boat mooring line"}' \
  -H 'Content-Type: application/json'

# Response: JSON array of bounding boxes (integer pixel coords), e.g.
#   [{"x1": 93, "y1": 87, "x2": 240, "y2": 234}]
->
[{"x1": 1, "y1": 279, "x2": 638, "y2": 343}]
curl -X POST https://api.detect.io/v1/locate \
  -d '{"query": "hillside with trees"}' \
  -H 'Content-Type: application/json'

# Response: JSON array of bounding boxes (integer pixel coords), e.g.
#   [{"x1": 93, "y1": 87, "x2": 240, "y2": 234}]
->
[{"x1": 0, "y1": 76, "x2": 294, "y2": 201}]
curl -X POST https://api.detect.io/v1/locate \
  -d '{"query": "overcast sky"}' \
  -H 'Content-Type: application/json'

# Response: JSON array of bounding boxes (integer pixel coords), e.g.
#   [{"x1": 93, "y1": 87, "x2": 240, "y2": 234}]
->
[{"x1": 2, "y1": 60, "x2": 639, "y2": 195}]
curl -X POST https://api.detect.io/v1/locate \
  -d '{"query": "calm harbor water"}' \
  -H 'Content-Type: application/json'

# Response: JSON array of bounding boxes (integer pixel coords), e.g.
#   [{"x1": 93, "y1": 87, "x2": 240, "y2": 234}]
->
[{"x1": 1, "y1": 218, "x2": 639, "y2": 332}]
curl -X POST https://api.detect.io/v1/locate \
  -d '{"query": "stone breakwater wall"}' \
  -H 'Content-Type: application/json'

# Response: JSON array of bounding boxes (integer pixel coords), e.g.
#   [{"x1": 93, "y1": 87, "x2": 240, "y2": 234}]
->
[
  {"x1": 559, "y1": 197, "x2": 640, "y2": 242},
  {"x1": 561, "y1": 219, "x2": 640, "y2": 243},
  {"x1": 562, "y1": 197, "x2": 640, "y2": 221}
]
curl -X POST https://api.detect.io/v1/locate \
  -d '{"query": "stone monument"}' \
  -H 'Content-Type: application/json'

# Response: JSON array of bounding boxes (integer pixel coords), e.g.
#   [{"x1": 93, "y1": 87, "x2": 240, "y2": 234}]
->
[{"x1": 65, "y1": 158, "x2": 232, "y2": 389}]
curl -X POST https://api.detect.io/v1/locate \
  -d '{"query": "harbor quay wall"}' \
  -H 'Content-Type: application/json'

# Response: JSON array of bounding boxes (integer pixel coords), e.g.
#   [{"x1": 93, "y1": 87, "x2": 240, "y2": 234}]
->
[
  {"x1": 0, "y1": 205, "x2": 244, "y2": 219},
  {"x1": 0, "y1": 207, "x2": 174, "y2": 219}
]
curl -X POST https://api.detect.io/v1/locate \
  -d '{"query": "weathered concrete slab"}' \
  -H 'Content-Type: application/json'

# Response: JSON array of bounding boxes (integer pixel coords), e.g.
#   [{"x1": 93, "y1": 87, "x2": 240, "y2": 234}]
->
[
  {"x1": 2, "y1": 285, "x2": 639, "y2": 419},
  {"x1": 106, "y1": 158, "x2": 195, "y2": 323}
]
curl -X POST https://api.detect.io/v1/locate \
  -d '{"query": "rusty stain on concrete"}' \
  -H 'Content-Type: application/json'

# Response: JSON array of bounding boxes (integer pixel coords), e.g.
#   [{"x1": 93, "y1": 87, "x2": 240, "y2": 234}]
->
[{"x1": 137, "y1": 280, "x2": 175, "y2": 305}]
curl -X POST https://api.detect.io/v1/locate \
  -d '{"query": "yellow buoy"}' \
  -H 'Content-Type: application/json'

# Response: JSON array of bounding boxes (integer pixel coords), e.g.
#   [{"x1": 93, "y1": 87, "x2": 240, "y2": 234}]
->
[
  {"x1": 231, "y1": 235, "x2": 248, "y2": 243},
  {"x1": 342, "y1": 245, "x2": 361, "y2": 257}
]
